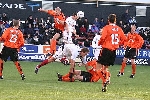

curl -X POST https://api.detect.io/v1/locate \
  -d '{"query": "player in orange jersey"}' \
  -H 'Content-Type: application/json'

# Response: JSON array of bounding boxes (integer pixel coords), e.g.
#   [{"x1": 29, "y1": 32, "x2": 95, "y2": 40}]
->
[
  {"x1": 96, "y1": 14, "x2": 127, "y2": 92},
  {"x1": 117, "y1": 24, "x2": 144, "y2": 78},
  {"x1": 38, "y1": 7, "x2": 66, "y2": 55},
  {"x1": 57, "y1": 59, "x2": 111, "y2": 82},
  {"x1": 0, "y1": 19, "x2": 25, "y2": 80},
  {"x1": 57, "y1": 60, "x2": 96, "y2": 82},
  {"x1": 35, "y1": 7, "x2": 66, "y2": 74}
]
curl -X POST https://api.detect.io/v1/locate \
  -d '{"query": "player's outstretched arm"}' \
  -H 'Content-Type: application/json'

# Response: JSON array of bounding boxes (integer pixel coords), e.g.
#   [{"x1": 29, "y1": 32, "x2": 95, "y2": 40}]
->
[{"x1": 38, "y1": 8, "x2": 48, "y2": 13}]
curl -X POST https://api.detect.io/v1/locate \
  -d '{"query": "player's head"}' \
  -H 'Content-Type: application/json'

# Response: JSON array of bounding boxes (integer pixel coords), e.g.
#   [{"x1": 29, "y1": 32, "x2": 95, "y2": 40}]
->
[
  {"x1": 72, "y1": 11, "x2": 84, "y2": 20},
  {"x1": 80, "y1": 48, "x2": 89, "y2": 57},
  {"x1": 13, "y1": 19, "x2": 20, "y2": 27},
  {"x1": 72, "y1": 12, "x2": 79, "y2": 20},
  {"x1": 108, "y1": 14, "x2": 116, "y2": 24},
  {"x1": 55, "y1": 7, "x2": 61, "y2": 15},
  {"x1": 130, "y1": 24, "x2": 136, "y2": 33}
]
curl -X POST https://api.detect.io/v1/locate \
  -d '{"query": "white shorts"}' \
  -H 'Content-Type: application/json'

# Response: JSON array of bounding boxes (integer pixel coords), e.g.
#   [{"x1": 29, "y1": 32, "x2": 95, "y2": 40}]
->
[
  {"x1": 53, "y1": 44, "x2": 80, "y2": 60},
  {"x1": 52, "y1": 46, "x2": 64, "y2": 59},
  {"x1": 93, "y1": 48, "x2": 101, "y2": 60},
  {"x1": 63, "y1": 44, "x2": 80, "y2": 60}
]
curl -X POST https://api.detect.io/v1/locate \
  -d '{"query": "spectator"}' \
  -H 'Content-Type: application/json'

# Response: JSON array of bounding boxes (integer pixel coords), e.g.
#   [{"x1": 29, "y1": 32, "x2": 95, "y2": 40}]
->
[
  {"x1": 48, "y1": 27, "x2": 55, "y2": 38},
  {"x1": 47, "y1": 16, "x2": 53, "y2": 24},
  {"x1": 31, "y1": 34, "x2": 40, "y2": 45},
  {"x1": 118, "y1": 20, "x2": 124, "y2": 29},
  {"x1": 39, "y1": 24, "x2": 46, "y2": 35},
  {"x1": 139, "y1": 28, "x2": 147, "y2": 40},
  {"x1": 43, "y1": 41, "x2": 49, "y2": 45},
  {"x1": 122, "y1": 24, "x2": 130, "y2": 34},
  {"x1": 99, "y1": 18, "x2": 105, "y2": 29},
  {"x1": 45, "y1": 19, "x2": 52, "y2": 29},
  {"x1": 0, "y1": 24, "x2": 2, "y2": 36},
  {"x1": 33, "y1": 20, "x2": 37, "y2": 28},
  {"x1": 39, "y1": 17, "x2": 45, "y2": 25},
  {"x1": 80, "y1": 25, "x2": 87, "y2": 37},
  {"x1": 23, "y1": 20, "x2": 29, "y2": 29},
  {"x1": 34, "y1": 24, "x2": 39, "y2": 32},
  {"x1": 139, "y1": 28, "x2": 144, "y2": 34},
  {"x1": 75, "y1": 24, "x2": 80, "y2": 36},
  {"x1": 76, "y1": 18, "x2": 83, "y2": 28},
  {"x1": 43, "y1": 29, "x2": 51, "y2": 43},
  {"x1": 82, "y1": 38, "x2": 91, "y2": 47},
  {"x1": 1, "y1": 24, "x2": 6, "y2": 33},
  {"x1": 34, "y1": 18, "x2": 39, "y2": 25},
  {"x1": 93, "y1": 18, "x2": 100, "y2": 29},
  {"x1": 19, "y1": 21, "x2": 25, "y2": 32},
  {"x1": 25, "y1": 34, "x2": 32, "y2": 44},
  {"x1": 24, "y1": 24, "x2": 35, "y2": 37},
  {"x1": 83, "y1": 18, "x2": 89, "y2": 32},
  {"x1": 35, "y1": 30, "x2": 43, "y2": 44},
  {"x1": 141, "y1": 40, "x2": 149, "y2": 49},
  {"x1": 2, "y1": 13, "x2": 9, "y2": 22},
  {"x1": 4, "y1": 21, "x2": 10, "y2": 28},
  {"x1": 27, "y1": 15, "x2": 34, "y2": 26},
  {"x1": 121, "y1": 9, "x2": 130, "y2": 25},
  {"x1": 147, "y1": 28, "x2": 150, "y2": 41},
  {"x1": 91, "y1": 23, "x2": 99, "y2": 34}
]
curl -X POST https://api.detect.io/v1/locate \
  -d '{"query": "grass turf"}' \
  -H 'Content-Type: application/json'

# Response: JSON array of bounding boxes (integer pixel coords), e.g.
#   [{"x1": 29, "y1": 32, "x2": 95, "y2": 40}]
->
[{"x1": 0, "y1": 61, "x2": 149, "y2": 100}]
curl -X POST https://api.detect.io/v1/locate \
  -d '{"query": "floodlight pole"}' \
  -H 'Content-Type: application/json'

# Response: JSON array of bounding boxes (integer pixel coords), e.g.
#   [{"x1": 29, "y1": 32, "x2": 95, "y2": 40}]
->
[{"x1": 96, "y1": 0, "x2": 99, "y2": 7}]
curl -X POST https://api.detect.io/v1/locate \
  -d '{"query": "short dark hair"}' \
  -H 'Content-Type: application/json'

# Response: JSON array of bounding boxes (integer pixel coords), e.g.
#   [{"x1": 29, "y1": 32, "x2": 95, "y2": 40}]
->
[
  {"x1": 81, "y1": 48, "x2": 89, "y2": 53},
  {"x1": 108, "y1": 14, "x2": 116, "y2": 23},
  {"x1": 72, "y1": 12, "x2": 77, "y2": 16}
]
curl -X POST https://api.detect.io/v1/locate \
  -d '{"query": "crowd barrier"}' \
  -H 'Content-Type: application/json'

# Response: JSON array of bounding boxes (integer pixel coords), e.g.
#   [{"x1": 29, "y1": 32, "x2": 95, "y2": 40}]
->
[
  {"x1": 87, "y1": 47, "x2": 150, "y2": 65},
  {"x1": 0, "y1": 43, "x2": 150, "y2": 65}
]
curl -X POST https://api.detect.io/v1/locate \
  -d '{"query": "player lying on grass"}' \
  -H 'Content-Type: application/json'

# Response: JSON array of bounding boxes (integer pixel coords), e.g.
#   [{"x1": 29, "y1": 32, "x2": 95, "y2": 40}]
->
[{"x1": 57, "y1": 59, "x2": 111, "y2": 83}]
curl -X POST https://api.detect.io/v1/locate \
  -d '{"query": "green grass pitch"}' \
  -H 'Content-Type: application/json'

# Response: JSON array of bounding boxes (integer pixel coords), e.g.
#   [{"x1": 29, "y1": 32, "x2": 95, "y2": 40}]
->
[{"x1": 0, "y1": 61, "x2": 149, "y2": 100}]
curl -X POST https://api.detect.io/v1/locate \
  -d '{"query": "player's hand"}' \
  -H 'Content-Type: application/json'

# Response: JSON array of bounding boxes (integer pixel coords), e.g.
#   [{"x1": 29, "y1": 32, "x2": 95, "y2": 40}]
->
[
  {"x1": 75, "y1": 34, "x2": 79, "y2": 38},
  {"x1": 78, "y1": 63, "x2": 82, "y2": 67},
  {"x1": 17, "y1": 48, "x2": 20, "y2": 52},
  {"x1": 38, "y1": 8, "x2": 42, "y2": 11},
  {"x1": 0, "y1": 37, "x2": 2, "y2": 41}
]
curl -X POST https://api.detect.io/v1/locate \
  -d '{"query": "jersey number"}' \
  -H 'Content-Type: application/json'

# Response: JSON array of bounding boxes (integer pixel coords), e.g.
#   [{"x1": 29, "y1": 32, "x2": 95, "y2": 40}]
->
[
  {"x1": 111, "y1": 34, "x2": 119, "y2": 44},
  {"x1": 9, "y1": 34, "x2": 18, "y2": 43}
]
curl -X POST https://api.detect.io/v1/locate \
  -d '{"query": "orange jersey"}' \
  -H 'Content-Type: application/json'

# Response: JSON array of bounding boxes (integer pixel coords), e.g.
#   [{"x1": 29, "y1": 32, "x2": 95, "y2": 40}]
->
[
  {"x1": 85, "y1": 60, "x2": 101, "y2": 82},
  {"x1": 98, "y1": 24, "x2": 127, "y2": 51},
  {"x1": 1, "y1": 27, "x2": 24, "y2": 49},
  {"x1": 86, "y1": 60, "x2": 96, "y2": 74},
  {"x1": 86, "y1": 60, "x2": 97, "y2": 77},
  {"x1": 86, "y1": 60, "x2": 97, "y2": 69},
  {"x1": 124, "y1": 32, "x2": 144, "y2": 49},
  {"x1": 47, "y1": 10, "x2": 65, "y2": 31}
]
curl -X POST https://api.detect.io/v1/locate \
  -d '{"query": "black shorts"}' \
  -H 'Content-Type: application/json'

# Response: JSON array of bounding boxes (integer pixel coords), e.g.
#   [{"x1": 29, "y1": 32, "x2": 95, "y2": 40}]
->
[
  {"x1": 124, "y1": 47, "x2": 136, "y2": 59},
  {"x1": 0, "y1": 46, "x2": 18, "y2": 62},
  {"x1": 80, "y1": 71, "x2": 92, "y2": 82},
  {"x1": 97, "y1": 48, "x2": 116, "y2": 66},
  {"x1": 54, "y1": 29, "x2": 63, "y2": 39}
]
